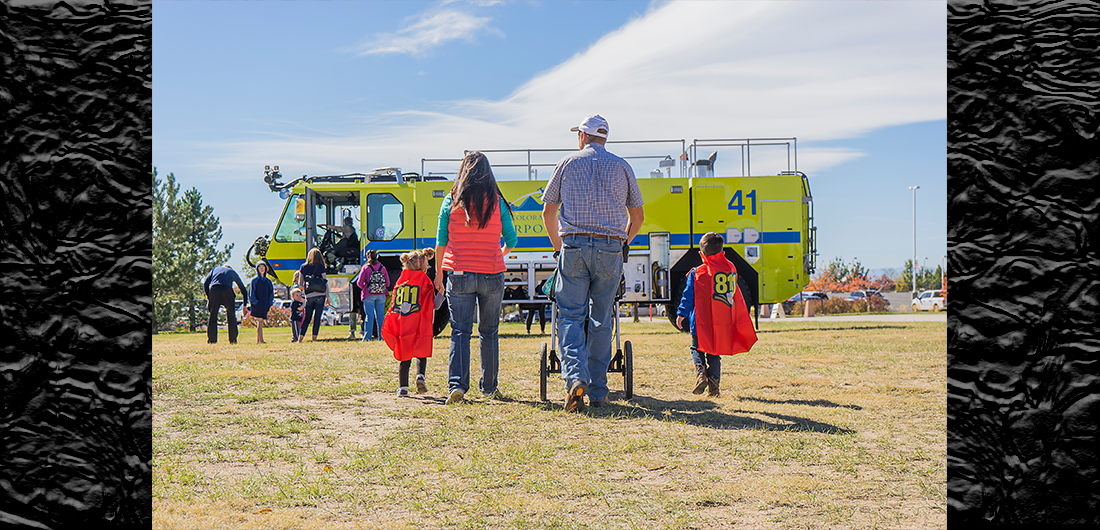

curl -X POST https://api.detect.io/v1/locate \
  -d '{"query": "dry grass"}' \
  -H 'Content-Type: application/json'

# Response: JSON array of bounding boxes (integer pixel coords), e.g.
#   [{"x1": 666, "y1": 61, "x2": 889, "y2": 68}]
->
[{"x1": 153, "y1": 318, "x2": 946, "y2": 529}]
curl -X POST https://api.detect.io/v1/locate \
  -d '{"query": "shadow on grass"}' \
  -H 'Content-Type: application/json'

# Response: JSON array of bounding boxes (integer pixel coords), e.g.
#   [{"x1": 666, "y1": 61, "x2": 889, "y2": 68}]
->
[
  {"x1": 737, "y1": 396, "x2": 863, "y2": 410},
  {"x1": 755, "y1": 324, "x2": 909, "y2": 333},
  {"x1": 498, "y1": 332, "x2": 551, "y2": 339},
  {"x1": 503, "y1": 392, "x2": 854, "y2": 434},
  {"x1": 614, "y1": 395, "x2": 854, "y2": 433}
]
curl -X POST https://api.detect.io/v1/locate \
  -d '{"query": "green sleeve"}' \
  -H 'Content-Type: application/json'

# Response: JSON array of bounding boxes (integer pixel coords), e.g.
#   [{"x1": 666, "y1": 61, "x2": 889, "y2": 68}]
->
[
  {"x1": 436, "y1": 195, "x2": 452, "y2": 247},
  {"x1": 500, "y1": 196, "x2": 518, "y2": 249}
]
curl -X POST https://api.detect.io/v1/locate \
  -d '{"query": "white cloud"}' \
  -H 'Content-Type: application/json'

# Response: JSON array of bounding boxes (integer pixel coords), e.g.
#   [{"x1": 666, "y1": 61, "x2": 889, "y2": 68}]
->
[
  {"x1": 442, "y1": 0, "x2": 508, "y2": 6},
  {"x1": 349, "y1": 9, "x2": 500, "y2": 56},
  {"x1": 205, "y1": 0, "x2": 944, "y2": 180}
]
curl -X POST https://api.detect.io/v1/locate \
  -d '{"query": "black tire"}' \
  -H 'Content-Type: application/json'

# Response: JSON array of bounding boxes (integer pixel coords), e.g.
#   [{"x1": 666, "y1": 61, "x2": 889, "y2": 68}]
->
[
  {"x1": 624, "y1": 341, "x2": 634, "y2": 400},
  {"x1": 539, "y1": 342, "x2": 548, "y2": 402}
]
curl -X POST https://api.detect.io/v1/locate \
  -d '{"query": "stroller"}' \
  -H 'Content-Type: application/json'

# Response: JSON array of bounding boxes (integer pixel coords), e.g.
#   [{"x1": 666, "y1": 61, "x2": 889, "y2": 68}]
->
[{"x1": 538, "y1": 274, "x2": 634, "y2": 402}]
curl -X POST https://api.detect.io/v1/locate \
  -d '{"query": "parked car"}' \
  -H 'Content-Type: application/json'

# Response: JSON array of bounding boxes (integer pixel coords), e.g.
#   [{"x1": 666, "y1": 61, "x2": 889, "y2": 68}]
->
[
  {"x1": 503, "y1": 311, "x2": 525, "y2": 323},
  {"x1": 845, "y1": 290, "x2": 885, "y2": 303},
  {"x1": 781, "y1": 291, "x2": 828, "y2": 314},
  {"x1": 321, "y1": 306, "x2": 339, "y2": 326},
  {"x1": 911, "y1": 289, "x2": 945, "y2": 312}
]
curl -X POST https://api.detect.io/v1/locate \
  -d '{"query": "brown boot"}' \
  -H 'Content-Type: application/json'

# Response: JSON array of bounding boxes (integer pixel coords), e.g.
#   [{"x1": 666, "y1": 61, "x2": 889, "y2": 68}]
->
[
  {"x1": 707, "y1": 374, "x2": 720, "y2": 398},
  {"x1": 693, "y1": 365, "x2": 708, "y2": 395}
]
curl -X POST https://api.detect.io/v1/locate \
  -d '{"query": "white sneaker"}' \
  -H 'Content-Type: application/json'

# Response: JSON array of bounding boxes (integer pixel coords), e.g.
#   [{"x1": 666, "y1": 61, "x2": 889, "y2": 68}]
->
[{"x1": 445, "y1": 389, "x2": 465, "y2": 405}]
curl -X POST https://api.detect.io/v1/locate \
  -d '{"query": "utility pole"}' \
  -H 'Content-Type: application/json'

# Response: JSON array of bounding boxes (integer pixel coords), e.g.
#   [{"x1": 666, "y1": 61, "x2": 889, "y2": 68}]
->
[{"x1": 908, "y1": 186, "x2": 919, "y2": 299}]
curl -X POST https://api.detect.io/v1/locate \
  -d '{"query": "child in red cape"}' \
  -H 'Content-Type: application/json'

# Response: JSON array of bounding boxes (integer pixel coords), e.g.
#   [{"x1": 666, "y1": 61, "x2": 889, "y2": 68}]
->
[
  {"x1": 675, "y1": 232, "x2": 758, "y2": 397},
  {"x1": 382, "y1": 248, "x2": 444, "y2": 397}
]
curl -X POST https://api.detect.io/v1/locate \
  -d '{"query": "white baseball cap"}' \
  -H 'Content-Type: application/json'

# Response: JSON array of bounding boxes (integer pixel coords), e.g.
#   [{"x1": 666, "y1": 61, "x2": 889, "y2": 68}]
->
[{"x1": 570, "y1": 115, "x2": 609, "y2": 138}]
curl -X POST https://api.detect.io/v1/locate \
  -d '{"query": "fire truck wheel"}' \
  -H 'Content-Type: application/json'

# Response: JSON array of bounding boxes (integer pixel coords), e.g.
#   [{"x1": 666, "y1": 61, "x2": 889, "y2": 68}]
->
[{"x1": 665, "y1": 303, "x2": 688, "y2": 332}]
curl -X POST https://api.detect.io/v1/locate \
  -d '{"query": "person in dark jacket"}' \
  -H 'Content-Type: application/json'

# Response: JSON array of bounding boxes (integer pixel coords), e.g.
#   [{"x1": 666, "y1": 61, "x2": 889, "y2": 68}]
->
[
  {"x1": 203, "y1": 265, "x2": 249, "y2": 344},
  {"x1": 520, "y1": 279, "x2": 549, "y2": 335},
  {"x1": 248, "y1": 262, "x2": 275, "y2": 344},
  {"x1": 296, "y1": 248, "x2": 329, "y2": 342},
  {"x1": 289, "y1": 288, "x2": 305, "y2": 343}
]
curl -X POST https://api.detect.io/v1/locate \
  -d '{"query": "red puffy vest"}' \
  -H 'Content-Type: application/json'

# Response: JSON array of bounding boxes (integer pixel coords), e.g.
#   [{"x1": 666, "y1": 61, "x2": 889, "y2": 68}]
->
[
  {"x1": 441, "y1": 196, "x2": 505, "y2": 274},
  {"x1": 381, "y1": 269, "x2": 436, "y2": 361},
  {"x1": 693, "y1": 253, "x2": 758, "y2": 356}
]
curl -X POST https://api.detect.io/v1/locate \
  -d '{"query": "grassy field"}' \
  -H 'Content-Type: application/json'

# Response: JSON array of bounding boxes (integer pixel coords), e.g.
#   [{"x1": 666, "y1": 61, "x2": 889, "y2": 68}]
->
[{"x1": 153, "y1": 319, "x2": 946, "y2": 529}]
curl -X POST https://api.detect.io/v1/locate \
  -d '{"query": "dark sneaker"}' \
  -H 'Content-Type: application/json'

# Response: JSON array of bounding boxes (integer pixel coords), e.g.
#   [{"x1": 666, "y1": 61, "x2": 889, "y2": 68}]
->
[
  {"x1": 416, "y1": 378, "x2": 428, "y2": 394},
  {"x1": 693, "y1": 365, "x2": 708, "y2": 395},
  {"x1": 589, "y1": 399, "x2": 605, "y2": 408},
  {"x1": 397, "y1": 387, "x2": 409, "y2": 398},
  {"x1": 445, "y1": 389, "x2": 465, "y2": 405},
  {"x1": 565, "y1": 380, "x2": 587, "y2": 413}
]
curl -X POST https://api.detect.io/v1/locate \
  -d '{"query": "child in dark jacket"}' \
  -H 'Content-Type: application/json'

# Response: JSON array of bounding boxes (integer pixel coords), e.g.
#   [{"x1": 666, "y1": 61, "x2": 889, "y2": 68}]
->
[
  {"x1": 676, "y1": 232, "x2": 758, "y2": 398},
  {"x1": 289, "y1": 288, "x2": 305, "y2": 343},
  {"x1": 248, "y1": 262, "x2": 275, "y2": 344},
  {"x1": 381, "y1": 248, "x2": 444, "y2": 397}
]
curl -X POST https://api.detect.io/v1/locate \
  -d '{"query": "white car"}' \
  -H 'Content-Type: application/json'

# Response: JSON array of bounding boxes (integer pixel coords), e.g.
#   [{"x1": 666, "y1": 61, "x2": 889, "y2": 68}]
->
[
  {"x1": 912, "y1": 290, "x2": 945, "y2": 312},
  {"x1": 321, "y1": 307, "x2": 339, "y2": 326}
]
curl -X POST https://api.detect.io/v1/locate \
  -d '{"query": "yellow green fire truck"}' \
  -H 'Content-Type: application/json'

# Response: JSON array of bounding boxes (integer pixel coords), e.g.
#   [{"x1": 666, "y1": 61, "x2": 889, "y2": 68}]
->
[{"x1": 255, "y1": 137, "x2": 815, "y2": 332}]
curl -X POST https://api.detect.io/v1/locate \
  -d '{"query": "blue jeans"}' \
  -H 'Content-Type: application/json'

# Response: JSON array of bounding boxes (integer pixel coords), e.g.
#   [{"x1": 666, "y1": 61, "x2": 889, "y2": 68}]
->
[
  {"x1": 555, "y1": 234, "x2": 622, "y2": 401},
  {"x1": 446, "y1": 271, "x2": 504, "y2": 394},
  {"x1": 691, "y1": 334, "x2": 721, "y2": 380},
  {"x1": 361, "y1": 294, "x2": 387, "y2": 341}
]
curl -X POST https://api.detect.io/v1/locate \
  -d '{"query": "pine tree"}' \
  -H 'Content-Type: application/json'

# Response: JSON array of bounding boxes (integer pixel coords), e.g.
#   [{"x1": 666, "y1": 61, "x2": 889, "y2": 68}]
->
[{"x1": 152, "y1": 168, "x2": 233, "y2": 331}]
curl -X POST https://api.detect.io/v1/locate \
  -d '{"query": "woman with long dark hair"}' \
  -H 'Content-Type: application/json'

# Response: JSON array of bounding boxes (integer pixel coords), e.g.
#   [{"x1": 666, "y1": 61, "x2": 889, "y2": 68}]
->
[
  {"x1": 296, "y1": 247, "x2": 329, "y2": 342},
  {"x1": 434, "y1": 152, "x2": 518, "y2": 404}
]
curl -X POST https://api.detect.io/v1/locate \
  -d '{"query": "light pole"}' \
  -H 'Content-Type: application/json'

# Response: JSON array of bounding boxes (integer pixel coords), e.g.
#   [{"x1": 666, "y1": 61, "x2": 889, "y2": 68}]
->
[{"x1": 908, "y1": 186, "x2": 919, "y2": 299}]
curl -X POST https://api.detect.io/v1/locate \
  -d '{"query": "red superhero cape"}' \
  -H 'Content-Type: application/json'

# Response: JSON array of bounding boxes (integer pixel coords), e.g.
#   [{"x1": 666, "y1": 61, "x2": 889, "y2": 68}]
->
[
  {"x1": 693, "y1": 253, "x2": 758, "y2": 355},
  {"x1": 381, "y1": 269, "x2": 436, "y2": 361}
]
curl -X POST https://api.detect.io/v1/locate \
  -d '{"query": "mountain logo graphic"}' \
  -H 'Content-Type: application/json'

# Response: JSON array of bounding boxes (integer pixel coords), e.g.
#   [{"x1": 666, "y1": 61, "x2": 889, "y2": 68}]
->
[{"x1": 510, "y1": 189, "x2": 545, "y2": 211}]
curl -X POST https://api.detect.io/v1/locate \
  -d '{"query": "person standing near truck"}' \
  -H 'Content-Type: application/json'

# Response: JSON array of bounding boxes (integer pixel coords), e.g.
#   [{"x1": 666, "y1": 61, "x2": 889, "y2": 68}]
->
[
  {"x1": 433, "y1": 151, "x2": 518, "y2": 405},
  {"x1": 202, "y1": 264, "x2": 249, "y2": 344},
  {"x1": 357, "y1": 248, "x2": 392, "y2": 341},
  {"x1": 542, "y1": 115, "x2": 645, "y2": 412},
  {"x1": 296, "y1": 248, "x2": 329, "y2": 342}
]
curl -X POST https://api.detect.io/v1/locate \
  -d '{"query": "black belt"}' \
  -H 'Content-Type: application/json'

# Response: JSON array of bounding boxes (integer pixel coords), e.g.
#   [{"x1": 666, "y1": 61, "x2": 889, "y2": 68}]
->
[{"x1": 567, "y1": 232, "x2": 623, "y2": 242}]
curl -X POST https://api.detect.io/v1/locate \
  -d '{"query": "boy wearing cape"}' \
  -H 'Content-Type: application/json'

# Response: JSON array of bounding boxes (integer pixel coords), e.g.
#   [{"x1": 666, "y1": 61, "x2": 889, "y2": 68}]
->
[{"x1": 676, "y1": 232, "x2": 758, "y2": 397}]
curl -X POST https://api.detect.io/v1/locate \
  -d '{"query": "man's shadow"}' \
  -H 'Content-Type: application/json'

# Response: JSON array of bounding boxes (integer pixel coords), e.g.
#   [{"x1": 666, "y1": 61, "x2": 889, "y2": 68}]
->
[{"x1": 509, "y1": 393, "x2": 855, "y2": 434}]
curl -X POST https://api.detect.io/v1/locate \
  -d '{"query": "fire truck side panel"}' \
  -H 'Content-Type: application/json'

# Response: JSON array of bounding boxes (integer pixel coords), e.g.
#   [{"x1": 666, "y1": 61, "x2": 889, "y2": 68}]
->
[
  {"x1": 635, "y1": 178, "x2": 691, "y2": 250},
  {"x1": 414, "y1": 181, "x2": 453, "y2": 249},
  {"x1": 497, "y1": 181, "x2": 554, "y2": 251},
  {"x1": 688, "y1": 175, "x2": 807, "y2": 305},
  {"x1": 758, "y1": 193, "x2": 806, "y2": 304}
]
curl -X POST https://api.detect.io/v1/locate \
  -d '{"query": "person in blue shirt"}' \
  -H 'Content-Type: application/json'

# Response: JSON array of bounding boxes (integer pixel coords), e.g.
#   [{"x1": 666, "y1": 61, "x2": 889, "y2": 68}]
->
[
  {"x1": 248, "y1": 262, "x2": 275, "y2": 344},
  {"x1": 203, "y1": 265, "x2": 249, "y2": 344}
]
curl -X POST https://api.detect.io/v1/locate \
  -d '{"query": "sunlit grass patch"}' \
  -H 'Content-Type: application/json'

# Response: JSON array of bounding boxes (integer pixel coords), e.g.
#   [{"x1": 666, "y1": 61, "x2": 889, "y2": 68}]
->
[{"x1": 154, "y1": 321, "x2": 946, "y2": 529}]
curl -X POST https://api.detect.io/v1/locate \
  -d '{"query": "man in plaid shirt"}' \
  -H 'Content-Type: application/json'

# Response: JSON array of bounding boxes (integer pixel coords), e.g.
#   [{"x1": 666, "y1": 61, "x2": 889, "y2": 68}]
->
[{"x1": 542, "y1": 115, "x2": 645, "y2": 412}]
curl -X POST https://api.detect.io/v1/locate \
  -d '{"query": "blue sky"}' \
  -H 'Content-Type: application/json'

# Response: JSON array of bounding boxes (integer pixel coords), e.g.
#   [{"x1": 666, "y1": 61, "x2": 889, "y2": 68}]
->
[{"x1": 154, "y1": 0, "x2": 946, "y2": 274}]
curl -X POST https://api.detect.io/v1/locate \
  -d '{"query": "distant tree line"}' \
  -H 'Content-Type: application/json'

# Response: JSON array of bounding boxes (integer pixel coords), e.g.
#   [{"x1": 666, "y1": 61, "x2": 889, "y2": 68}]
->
[
  {"x1": 152, "y1": 168, "x2": 232, "y2": 332},
  {"x1": 806, "y1": 257, "x2": 943, "y2": 293}
]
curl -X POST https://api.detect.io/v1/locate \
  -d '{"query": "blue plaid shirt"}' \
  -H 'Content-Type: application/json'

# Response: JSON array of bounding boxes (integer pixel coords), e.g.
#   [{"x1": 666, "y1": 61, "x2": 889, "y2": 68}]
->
[{"x1": 542, "y1": 143, "x2": 644, "y2": 239}]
